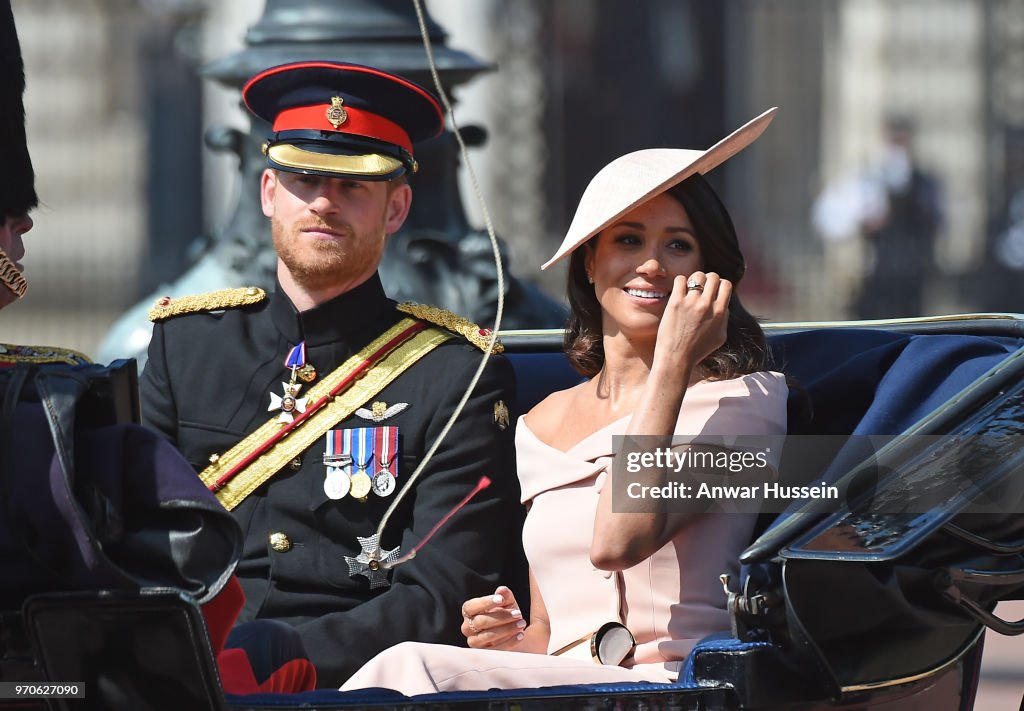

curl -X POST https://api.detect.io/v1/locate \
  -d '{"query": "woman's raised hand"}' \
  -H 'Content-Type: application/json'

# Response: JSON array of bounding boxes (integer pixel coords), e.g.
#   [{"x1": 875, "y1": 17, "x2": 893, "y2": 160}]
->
[
  {"x1": 656, "y1": 270, "x2": 732, "y2": 373},
  {"x1": 460, "y1": 585, "x2": 528, "y2": 650}
]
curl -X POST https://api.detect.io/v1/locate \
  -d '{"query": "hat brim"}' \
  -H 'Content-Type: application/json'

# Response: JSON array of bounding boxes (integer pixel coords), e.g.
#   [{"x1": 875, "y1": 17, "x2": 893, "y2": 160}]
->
[
  {"x1": 266, "y1": 133, "x2": 409, "y2": 179},
  {"x1": 541, "y1": 107, "x2": 777, "y2": 270}
]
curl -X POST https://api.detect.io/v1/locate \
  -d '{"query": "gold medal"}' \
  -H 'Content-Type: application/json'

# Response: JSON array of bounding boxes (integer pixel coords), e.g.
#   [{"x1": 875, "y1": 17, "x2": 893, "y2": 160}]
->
[{"x1": 350, "y1": 469, "x2": 372, "y2": 499}]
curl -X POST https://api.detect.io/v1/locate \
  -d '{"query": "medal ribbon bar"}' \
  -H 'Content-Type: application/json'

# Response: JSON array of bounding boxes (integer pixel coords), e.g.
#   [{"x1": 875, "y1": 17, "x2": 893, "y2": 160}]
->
[{"x1": 375, "y1": 425, "x2": 398, "y2": 476}]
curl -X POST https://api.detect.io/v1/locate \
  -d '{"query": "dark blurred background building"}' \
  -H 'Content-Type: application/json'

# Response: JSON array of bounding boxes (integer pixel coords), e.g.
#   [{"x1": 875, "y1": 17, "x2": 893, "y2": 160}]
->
[{"x1": 5, "y1": 0, "x2": 1024, "y2": 353}]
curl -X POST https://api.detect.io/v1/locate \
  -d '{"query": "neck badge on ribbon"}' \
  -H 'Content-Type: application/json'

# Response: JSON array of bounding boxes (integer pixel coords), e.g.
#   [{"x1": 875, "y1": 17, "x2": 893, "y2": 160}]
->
[{"x1": 268, "y1": 342, "x2": 315, "y2": 423}]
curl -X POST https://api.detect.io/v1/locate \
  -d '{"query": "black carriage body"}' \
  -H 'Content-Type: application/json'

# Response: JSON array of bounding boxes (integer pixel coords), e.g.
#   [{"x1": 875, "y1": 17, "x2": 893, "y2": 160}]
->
[{"x1": 2, "y1": 315, "x2": 1024, "y2": 711}]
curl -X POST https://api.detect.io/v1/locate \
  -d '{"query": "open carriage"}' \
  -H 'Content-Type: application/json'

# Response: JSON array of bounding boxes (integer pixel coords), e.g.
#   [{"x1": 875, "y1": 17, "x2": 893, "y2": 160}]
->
[{"x1": 2, "y1": 313, "x2": 1023, "y2": 710}]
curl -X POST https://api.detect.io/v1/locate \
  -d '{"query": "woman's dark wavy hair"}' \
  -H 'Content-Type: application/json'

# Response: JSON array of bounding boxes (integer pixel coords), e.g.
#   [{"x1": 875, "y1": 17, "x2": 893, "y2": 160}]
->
[{"x1": 564, "y1": 172, "x2": 768, "y2": 380}]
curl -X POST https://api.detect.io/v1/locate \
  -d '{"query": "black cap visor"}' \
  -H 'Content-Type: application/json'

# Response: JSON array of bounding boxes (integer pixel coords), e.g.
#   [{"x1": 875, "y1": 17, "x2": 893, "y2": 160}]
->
[{"x1": 265, "y1": 131, "x2": 412, "y2": 181}]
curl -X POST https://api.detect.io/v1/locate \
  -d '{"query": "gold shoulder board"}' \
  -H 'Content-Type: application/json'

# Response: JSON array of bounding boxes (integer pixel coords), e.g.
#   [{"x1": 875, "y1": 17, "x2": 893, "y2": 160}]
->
[
  {"x1": 0, "y1": 343, "x2": 91, "y2": 366},
  {"x1": 396, "y1": 302, "x2": 503, "y2": 353},
  {"x1": 148, "y1": 287, "x2": 267, "y2": 322}
]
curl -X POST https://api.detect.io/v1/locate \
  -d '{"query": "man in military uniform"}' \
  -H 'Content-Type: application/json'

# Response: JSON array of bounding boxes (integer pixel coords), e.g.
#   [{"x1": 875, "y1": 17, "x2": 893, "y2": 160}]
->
[
  {"x1": 140, "y1": 62, "x2": 523, "y2": 687},
  {"x1": 2, "y1": 6, "x2": 291, "y2": 697},
  {"x1": 0, "y1": 0, "x2": 87, "y2": 365}
]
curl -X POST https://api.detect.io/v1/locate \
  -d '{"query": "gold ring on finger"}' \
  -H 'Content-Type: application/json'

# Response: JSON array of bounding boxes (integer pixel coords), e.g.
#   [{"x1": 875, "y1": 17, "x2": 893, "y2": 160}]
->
[{"x1": 686, "y1": 280, "x2": 704, "y2": 292}]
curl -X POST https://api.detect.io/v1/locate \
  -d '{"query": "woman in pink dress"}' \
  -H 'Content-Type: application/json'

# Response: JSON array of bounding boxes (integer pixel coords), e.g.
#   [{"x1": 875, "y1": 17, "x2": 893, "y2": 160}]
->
[{"x1": 342, "y1": 108, "x2": 787, "y2": 694}]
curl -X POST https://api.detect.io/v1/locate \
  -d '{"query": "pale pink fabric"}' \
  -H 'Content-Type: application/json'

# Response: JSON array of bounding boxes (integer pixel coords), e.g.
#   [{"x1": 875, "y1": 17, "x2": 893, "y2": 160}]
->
[{"x1": 341, "y1": 371, "x2": 788, "y2": 695}]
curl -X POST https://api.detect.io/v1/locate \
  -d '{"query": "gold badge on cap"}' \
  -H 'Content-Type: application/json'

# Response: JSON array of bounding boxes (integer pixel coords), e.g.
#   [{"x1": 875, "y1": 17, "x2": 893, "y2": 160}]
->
[
  {"x1": 493, "y1": 400, "x2": 510, "y2": 431},
  {"x1": 326, "y1": 96, "x2": 348, "y2": 129}
]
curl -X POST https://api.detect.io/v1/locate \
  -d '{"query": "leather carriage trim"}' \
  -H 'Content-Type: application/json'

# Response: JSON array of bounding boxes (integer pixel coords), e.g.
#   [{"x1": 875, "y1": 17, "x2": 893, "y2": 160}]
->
[
  {"x1": 839, "y1": 625, "x2": 983, "y2": 693},
  {"x1": 396, "y1": 302, "x2": 503, "y2": 353},
  {"x1": 200, "y1": 318, "x2": 452, "y2": 510},
  {"x1": 0, "y1": 343, "x2": 91, "y2": 366},
  {"x1": 148, "y1": 287, "x2": 267, "y2": 322}
]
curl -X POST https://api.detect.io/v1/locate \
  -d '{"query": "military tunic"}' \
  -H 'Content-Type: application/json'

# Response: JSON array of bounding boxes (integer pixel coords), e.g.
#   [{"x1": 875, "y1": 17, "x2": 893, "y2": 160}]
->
[{"x1": 140, "y1": 274, "x2": 523, "y2": 687}]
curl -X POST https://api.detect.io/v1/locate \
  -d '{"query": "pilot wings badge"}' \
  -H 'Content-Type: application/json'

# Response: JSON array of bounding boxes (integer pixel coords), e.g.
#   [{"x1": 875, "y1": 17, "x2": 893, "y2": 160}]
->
[{"x1": 356, "y1": 400, "x2": 409, "y2": 423}]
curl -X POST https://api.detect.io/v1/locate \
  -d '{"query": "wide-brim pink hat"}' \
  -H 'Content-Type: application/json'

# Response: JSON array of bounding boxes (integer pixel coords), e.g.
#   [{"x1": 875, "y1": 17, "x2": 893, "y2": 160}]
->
[{"x1": 541, "y1": 107, "x2": 777, "y2": 270}]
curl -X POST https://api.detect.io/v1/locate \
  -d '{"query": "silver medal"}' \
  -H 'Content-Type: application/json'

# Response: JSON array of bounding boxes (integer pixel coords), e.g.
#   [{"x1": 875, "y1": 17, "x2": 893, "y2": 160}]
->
[
  {"x1": 324, "y1": 467, "x2": 351, "y2": 500},
  {"x1": 372, "y1": 468, "x2": 396, "y2": 497}
]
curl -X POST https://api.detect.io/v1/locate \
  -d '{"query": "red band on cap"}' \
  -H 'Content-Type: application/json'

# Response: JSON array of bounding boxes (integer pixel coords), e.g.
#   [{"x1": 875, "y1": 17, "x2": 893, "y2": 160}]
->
[
  {"x1": 273, "y1": 104, "x2": 413, "y2": 154},
  {"x1": 243, "y1": 62, "x2": 444, "y2": 139}
]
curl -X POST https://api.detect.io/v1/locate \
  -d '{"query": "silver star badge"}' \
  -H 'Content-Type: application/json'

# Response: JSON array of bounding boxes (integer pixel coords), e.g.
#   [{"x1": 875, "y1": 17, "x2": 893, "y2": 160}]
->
[
  {"x1": 344, "y1": 534, "x2": 400, "y2": 589},
  {"x1": 268, "y1": 382, "x2": 308, "y2": 424}
]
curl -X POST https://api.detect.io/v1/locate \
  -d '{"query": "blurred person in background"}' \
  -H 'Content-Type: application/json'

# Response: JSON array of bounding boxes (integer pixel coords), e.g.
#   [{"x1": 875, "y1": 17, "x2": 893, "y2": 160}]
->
[{"x1": 813, "y1": 114, "x2": 944, "y2": 319}]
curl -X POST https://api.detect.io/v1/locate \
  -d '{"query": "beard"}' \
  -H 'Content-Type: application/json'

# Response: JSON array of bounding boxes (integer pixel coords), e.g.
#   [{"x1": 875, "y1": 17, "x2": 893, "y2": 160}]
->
[{"x1": 272, "y1": 215, "x2": 385, "y2": 293}]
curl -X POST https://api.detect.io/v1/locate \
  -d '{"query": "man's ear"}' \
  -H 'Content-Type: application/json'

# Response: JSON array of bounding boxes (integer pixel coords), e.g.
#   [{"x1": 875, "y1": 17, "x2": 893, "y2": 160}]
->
[
  {"x1": 383, "y1": 182, "x2": 412, "y2": 235},
  {"x1": 260, "y1": 169, "x2": 278, "y2": 218}
]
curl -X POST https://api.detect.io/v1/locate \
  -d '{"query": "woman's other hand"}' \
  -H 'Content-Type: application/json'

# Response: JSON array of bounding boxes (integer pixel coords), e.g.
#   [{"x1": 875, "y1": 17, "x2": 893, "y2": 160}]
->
[{"x1": 460, "y1": 585, "x2": 529, "y2": 650}]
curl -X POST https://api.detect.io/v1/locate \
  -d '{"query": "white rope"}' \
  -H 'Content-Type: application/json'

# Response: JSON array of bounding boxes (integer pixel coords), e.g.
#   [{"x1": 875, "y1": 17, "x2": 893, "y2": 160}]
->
[{"x1": 373, "y1": 0, "x2": 507, "y2": 551}]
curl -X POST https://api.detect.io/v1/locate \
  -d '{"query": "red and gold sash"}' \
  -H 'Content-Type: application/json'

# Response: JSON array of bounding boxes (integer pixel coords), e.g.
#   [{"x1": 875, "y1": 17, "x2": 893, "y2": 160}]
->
[{"x1": 200, "y1": 318, "x2": 451, "y2": 510}]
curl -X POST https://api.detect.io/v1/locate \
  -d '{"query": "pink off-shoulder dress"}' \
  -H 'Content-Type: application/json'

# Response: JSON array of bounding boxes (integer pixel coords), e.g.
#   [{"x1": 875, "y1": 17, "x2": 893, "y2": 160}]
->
[{"x1": 341, "y1": 371, "x2": 788, "y2": 695}]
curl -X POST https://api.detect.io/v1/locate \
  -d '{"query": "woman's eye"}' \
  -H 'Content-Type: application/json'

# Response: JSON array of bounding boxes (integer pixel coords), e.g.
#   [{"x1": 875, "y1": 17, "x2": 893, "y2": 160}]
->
[
  {"x1": 614, "y1": 233, "x2": 641, "y2": 245},
  {"x1": 669, "y1": 239, "x2": 695, "y2": 252}
]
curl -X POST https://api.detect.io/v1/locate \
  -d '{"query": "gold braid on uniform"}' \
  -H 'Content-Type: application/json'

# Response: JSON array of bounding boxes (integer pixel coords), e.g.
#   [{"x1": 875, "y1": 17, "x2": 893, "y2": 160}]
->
[
  {"x1": 148, "y1": 287, "x2": 267, "y2": 322},
  {"x1": 0, "y1": 343, "x2": 91, "y2": 366},
  {"x1": 0, "y1": 251, "x2": 27, "y2": 298},
  {"x1": 396, "y1": 302, "x2": 503, "y2": 353}
]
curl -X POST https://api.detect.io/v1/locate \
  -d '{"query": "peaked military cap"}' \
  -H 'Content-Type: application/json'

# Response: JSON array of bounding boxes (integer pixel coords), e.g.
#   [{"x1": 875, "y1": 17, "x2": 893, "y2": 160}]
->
[{"x1": 243, "y1": 61, "x2": 444, "y2": 181}]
